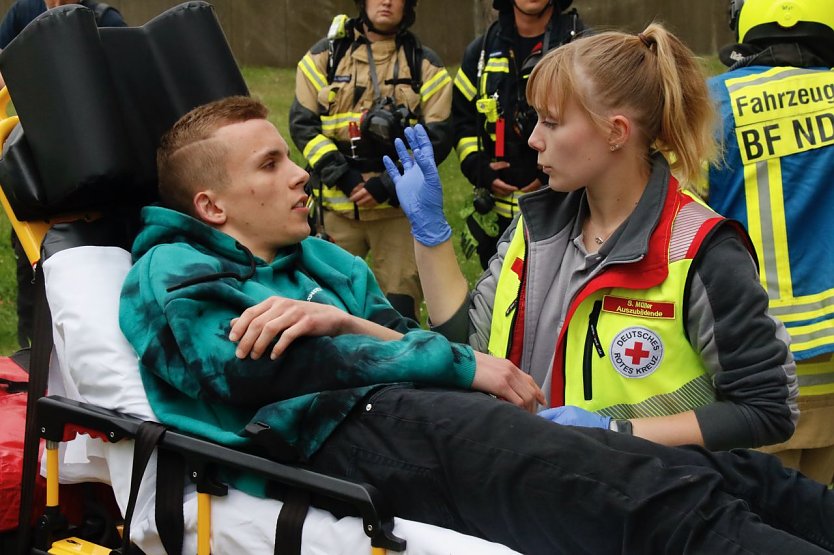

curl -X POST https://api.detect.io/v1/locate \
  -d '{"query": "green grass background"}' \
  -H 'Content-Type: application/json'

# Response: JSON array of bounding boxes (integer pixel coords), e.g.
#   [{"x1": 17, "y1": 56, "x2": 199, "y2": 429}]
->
[{"x1": 0, "y1": 59, "x2": 724, "y2": 356}]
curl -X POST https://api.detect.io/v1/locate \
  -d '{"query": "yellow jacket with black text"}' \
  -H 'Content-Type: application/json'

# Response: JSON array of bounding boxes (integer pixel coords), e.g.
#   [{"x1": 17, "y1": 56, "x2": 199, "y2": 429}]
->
[{"x1": 706, "y1": 53, "x2": 834, "y2": 397}]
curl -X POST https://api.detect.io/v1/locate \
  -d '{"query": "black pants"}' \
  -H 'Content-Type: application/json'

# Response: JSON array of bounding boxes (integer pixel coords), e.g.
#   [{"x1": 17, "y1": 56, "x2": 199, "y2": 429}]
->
[{"x1": 310, "y1": 385, "x2": 834, "y2": 555}]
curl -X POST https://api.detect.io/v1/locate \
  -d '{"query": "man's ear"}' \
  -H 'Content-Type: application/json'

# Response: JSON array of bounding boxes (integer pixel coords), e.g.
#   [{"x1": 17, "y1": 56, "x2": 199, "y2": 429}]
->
[{"x1": 193, "y1": 190, "x2": 227, "y2": 226}]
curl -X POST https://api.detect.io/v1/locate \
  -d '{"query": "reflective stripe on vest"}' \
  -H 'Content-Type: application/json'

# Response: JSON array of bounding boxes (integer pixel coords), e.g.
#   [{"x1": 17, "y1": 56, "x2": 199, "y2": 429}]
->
[
  {"x1": 488, "y1": 217, "x2": 526, "y2": 359},
  {"x1": 723, "y1": 67, "x2": 834, "y2": 387},
  {"x1": 299, "y1": 53, "x2": 327, "y2": 92},
  {"x1": 456, "y1": 136, "x2": 478, "y2": 163},
  {"x1": 493, "y1": 190, "x2": 525, "y2": 219},
  {"x1": 318, "y1": 183, "x2": 395, "y2": 213},
  {"x1": 489, "y1": 191, "x2": 725, "y2": 415},
  {"x1": 795, "y1": 355, "x2": 834, "y2": 397},
  {"x1": 303, "y1": 134, "x2": 339, "y2": 167},
  {"x1": 422, "y1": 68, "x2": 451, "y2": 103},
  {"x1": 454, "y1": 68, "x2": 477, "y2": 101}
]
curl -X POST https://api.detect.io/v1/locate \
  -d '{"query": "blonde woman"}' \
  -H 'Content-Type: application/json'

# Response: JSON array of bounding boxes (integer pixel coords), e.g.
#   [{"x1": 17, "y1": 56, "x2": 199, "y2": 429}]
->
[{"x1": 386, "y1": 23, "x2": 797, "y2": 451}]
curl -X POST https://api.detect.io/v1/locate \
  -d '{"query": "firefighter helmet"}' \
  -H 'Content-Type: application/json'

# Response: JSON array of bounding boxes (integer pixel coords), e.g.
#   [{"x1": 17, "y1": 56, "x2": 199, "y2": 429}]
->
[{"x1": 729, "y1": 0, "x2": 834, "y2": 46}]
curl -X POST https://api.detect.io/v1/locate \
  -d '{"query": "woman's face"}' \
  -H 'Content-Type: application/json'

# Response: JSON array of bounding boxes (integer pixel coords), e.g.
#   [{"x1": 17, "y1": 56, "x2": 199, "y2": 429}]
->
[
  {"x1": 365, "y1": 0, "x2": 405, "y2": 34},
  {"x1": 528, "y1": 95, "x2": 613, "y2": 193}
]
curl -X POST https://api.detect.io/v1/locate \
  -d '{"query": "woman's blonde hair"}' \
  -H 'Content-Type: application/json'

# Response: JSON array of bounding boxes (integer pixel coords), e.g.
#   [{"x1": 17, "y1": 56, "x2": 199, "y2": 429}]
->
[{"x1": 526, "y1": 23, "x2": 717, "y2": 187}]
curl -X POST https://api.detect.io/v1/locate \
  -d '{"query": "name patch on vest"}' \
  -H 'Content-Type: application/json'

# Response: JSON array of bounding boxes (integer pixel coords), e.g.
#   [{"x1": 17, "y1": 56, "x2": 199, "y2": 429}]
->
[
  {"x1": 602, "y1": 296, "x2": 675, "y2": 319},
  {"x1": 610, "y1": 327, "x2": 664, "y2": 379}
]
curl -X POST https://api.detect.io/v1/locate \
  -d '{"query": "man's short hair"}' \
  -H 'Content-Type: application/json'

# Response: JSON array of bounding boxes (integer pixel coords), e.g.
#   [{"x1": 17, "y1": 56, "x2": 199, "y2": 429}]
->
[{"x1": 157, "y1": 95, "x2": 269, "y2": 215}]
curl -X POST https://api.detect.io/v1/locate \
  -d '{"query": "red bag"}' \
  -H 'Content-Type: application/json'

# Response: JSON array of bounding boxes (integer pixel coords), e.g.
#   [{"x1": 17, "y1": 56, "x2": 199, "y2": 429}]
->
[{"x1": 0, "y1": 355, "x2": 46, "y2": 532}]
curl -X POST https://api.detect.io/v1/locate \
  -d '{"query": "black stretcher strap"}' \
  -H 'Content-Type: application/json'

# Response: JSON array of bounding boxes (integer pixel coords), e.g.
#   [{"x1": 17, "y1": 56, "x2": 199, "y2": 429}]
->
[
  {"x1": 154, "y1": 449, "x2": 184, "y2": 555},
  {"x1": 119, "y1": 421, "x2": 167, "y2": 554},
  {"x1": 274, "y1": 488, "x2": 311, "y2": 555}
]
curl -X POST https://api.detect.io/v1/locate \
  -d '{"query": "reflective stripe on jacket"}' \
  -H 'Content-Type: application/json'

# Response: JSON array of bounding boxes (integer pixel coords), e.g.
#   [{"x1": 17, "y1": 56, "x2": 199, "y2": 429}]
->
[{"x1": 707, "y1": 65, "x2": 834, "y2": 394}]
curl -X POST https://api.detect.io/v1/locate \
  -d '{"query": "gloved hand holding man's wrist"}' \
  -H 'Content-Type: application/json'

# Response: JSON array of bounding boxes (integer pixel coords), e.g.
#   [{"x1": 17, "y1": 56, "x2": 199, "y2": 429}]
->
[
  {"x1": 537, "y1": 405, "x2": 612, "y2": 430},
  {"x1": 383, "y1": 124, "x2": 451, "y2": 246}
]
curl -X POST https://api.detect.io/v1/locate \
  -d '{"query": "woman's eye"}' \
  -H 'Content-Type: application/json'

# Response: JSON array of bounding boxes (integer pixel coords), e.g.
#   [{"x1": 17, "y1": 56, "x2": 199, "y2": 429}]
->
[{"x1": 541, "y1": 120, "x2": 558, "y2": 129}]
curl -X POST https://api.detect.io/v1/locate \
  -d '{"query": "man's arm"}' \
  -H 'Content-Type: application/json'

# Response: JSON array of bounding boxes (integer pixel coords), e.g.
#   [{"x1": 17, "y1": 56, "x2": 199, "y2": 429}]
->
[
  {"x1": 288, "y1": 39, "x2": 363, "y2": 197},
  {"x1": 452, "y1": 38, "x2": 497, "y2": 190},
  {"x1": 418, "y1": 46, "x2": 453, "y2": 165},
  {"x1": 228, "y1": 294, "x2": 542, "y2": 412},
  {"x1": 123, "y1": 244, "x2": 542, "y2": 410},
  {"x1": 230, "y1": 295, "x2": 404, "y2": 360}
]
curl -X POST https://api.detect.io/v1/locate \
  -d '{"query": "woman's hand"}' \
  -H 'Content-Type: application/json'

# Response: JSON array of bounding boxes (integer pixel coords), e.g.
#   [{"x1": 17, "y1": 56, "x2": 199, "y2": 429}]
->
[
  {"x1": 383, "y1": 124, "x2": 451, "y2": 246},
  {"x1": 538, "y1": 406, "x2": 612, "y2": 429}
]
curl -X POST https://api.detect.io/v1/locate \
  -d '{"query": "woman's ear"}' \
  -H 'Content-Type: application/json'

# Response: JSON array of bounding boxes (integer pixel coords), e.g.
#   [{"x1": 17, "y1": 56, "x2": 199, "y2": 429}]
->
[
  {"x1": 193, "y1": 190, "x2": 227, "y2": 226},
  {"x1": 608, "y1": 115, "x2": 632, "y2": 150}
]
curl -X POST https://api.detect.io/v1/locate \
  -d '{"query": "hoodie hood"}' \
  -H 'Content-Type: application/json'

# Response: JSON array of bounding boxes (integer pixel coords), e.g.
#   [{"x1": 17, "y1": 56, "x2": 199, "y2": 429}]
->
[
  {"x1": 134, "y1": 205, "x2": 300, "y2": 265},
  {"x1": 133, "y1": 206, "x2": 305, "y2": 293}
]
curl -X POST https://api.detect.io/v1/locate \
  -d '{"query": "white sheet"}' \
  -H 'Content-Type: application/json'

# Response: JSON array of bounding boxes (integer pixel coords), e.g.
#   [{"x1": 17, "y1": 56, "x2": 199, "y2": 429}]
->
[{"x1": 42, "y1": 244, "x2": 520, "y2": 554}]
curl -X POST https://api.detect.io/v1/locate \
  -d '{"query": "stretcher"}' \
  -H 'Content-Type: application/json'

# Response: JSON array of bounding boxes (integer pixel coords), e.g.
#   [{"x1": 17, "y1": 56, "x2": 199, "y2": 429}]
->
[{"x1": 0, "y1": 2, "x2": 521, "y2": 554}]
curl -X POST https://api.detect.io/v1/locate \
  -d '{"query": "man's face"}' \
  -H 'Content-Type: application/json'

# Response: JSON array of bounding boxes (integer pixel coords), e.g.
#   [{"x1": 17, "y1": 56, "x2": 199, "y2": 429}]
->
[
  {"x1": 513, "y1": 0, "x2": 552, "y2": 16},
  {"x1": 365, "y1": 0, "x2": 405, "y2": 33},
  {"x1": 208, "y1": 119, "x2": 310, "y2": 261}
]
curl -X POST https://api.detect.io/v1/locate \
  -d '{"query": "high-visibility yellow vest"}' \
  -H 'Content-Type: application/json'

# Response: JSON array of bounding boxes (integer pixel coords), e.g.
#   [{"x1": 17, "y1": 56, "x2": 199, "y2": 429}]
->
[{"x1": 489, "y1": 182, "x2": 740, "y2": 416}]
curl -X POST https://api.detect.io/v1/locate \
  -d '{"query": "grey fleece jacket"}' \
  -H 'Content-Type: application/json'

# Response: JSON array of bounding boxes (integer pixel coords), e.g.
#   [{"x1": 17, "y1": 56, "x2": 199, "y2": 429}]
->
[{"x1": 436, "y1": 155, "x2": 798, "y2": 450}]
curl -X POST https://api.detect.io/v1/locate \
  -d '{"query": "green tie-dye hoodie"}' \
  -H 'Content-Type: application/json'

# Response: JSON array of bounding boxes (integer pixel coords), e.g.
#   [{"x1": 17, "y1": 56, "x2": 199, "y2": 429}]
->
[{"x1": 119, "y1": 206, "x2": 476, "y2": 464}]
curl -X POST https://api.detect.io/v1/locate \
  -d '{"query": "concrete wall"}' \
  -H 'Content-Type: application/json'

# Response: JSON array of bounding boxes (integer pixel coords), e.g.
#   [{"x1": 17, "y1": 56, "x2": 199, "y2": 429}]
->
[{"x1": 0, "y1": 1, "x2": 736, "y2": 66}]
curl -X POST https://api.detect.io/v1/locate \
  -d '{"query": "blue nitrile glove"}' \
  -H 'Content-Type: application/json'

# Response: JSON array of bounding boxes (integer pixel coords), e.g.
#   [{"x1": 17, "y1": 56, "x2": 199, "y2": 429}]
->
[
  {"x1": 382, "y1": 124, "x2": 451, "y2": 246},
  {"x1": 538, "y1": 406, "x2": 612, "y2": 430}
]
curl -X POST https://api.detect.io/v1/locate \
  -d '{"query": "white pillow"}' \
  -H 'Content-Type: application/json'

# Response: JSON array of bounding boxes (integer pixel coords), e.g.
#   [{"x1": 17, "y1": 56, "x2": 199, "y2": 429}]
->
[
  {"x1": 41, "y1": 245, "x2": 155, "y2": 486},
  {"x1": 44, "y1": 245, "x2": 156, "y2": 420}
]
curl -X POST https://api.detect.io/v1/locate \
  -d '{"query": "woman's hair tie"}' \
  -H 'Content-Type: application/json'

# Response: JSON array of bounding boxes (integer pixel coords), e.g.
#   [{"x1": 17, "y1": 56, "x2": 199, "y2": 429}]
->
[{"x1": 638, "y1": 32, "x2": 653, "y2": 49}]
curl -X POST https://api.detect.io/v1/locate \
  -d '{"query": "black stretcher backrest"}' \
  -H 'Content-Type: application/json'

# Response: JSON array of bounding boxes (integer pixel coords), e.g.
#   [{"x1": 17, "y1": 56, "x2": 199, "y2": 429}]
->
[{"x1": 0, "y1": 0, "x2": 249, "y2": 221}]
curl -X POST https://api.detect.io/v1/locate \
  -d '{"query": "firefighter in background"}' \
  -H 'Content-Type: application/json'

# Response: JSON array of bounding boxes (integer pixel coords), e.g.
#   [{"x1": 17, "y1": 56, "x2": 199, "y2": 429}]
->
[
  {"x1": 289, "y1": 0, "x2": 452, "y2": 321},
  {"x1": 703, "y1": 0, "x2": 834, "y2": 485},
  {"x1": 453, "y1": 0, "x2": 584, "y2": 269}
]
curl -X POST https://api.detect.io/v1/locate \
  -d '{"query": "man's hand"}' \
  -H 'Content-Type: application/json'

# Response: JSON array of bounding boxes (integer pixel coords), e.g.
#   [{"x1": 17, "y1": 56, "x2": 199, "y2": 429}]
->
[
  {"x1": 488, "y1": 161, "x2": 517, "y2": 196},
  {"x1": 349, "y1": 184, "x2": 379, "y2": 208},
  {"x1": 382, "y1": 124, "x2": 452, "y2": 246},
  {"x1": 229, "y1": 296, "x2": 351, "y2": 360},
  {"x1": 471, "y1": 351, "x2": 544, "y2": 413},
  {"x1": 538, "y1": 406, "x2": 612, "y2": 430}
]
